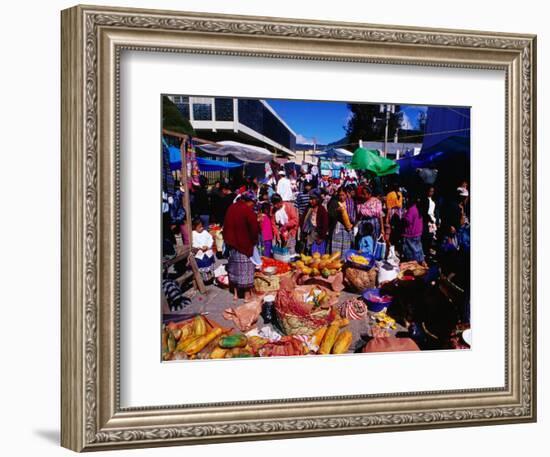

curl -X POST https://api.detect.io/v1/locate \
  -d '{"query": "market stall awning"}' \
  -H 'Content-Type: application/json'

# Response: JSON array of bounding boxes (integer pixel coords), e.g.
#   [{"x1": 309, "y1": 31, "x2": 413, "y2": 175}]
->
[
  {"x1": 350, "y1": 147, "x2": 399, "y2": 176},
  {"x1": 196, "y1": 157, "x2": 243, "y2": 172},
  {"x1": 197, "y1": 140, "x2": 274, "y2": 163},
  {"x1": 165, "y1": 143, "x2": 243, "y2": 171},
  {"x1": 313, "y1": 147, "x2": 354, "y2": 161}
]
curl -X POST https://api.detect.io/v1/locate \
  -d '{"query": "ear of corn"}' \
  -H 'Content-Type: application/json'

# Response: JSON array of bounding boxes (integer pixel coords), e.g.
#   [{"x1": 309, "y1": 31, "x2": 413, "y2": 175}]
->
[
  {"x1": 332, "y1": 330, "x2": 353, "y2": 354},
  {"x1": 186, "y1": 328, "x2": 223, "y2": 355}
]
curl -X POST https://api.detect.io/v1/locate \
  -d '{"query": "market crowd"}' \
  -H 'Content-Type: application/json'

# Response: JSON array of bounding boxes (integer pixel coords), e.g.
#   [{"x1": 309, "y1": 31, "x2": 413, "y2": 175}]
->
[{"x1": 162, "y1": 163, "x2": 471, "y2": 350}]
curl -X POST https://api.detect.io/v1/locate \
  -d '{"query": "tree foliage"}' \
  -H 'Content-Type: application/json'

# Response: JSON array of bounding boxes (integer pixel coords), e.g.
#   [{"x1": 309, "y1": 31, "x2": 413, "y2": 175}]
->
[{"x1": 345, "y1": 104, "x2": 401, "y2": 144}]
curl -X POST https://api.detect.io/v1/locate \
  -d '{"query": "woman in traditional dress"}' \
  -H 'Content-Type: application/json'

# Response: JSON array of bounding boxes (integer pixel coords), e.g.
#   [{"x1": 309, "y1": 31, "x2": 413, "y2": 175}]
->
[
  {"x1": 301, "y1": 189, "x2": 329, "y2": 255},
  {"x1": 223, "y1": 191, "x2": 260, "y2": 301},
  {"x1": 356, "y1": 185, "x2": 386, "y2": 244},
  {"x1": 328, "y1": 187, "x2": 354, "y2": 258},
  {"x1": 271, "y1": 193, "x2": 299, "y2": 256}
]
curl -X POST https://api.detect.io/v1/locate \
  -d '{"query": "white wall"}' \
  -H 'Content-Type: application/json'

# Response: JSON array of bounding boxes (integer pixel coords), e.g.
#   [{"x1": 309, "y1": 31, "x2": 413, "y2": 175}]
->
[{"x1": 0, "y1": 0, "x2": 545, "y2": 455}]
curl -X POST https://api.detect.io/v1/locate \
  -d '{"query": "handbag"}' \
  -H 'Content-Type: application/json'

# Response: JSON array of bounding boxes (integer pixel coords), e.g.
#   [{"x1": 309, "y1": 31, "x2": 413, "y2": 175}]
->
[{"x1": 373, "y1": 235, "x2": 386, "y2": 261}]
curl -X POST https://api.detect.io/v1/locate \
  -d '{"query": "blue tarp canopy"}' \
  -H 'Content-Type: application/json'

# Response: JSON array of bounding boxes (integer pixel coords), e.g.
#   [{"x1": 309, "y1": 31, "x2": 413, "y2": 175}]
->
[
  {"x1": 166, "y1": 144, "x2": 243, "y2": 171},
  {"x1": 196, "y1": 157, "x2": 243, "y2": 172},
  {"x1": 395, "y1": 106, "x2": 470, "y2": 192},
  {"x1": 397, "y1": 136, "x2": 470, "y2": 193},
  {"x1": 421, "y1": 106, "x2": 470, "y2": 151}
]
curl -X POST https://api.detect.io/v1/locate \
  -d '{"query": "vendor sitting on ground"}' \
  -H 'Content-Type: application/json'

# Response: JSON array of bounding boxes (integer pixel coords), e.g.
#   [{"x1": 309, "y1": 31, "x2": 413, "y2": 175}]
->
[{"x1": 191, "y1": 217, "x2": 215, "y2": 284}]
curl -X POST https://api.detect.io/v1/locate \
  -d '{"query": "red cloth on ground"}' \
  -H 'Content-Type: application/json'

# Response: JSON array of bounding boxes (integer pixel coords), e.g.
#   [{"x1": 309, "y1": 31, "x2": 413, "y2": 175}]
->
[
  {"x1": 362, "y1": 337, "x2": 420, "y2": 353},
  {"x1": 223, "y1": 200, "x2": 259, "y2": 257}
]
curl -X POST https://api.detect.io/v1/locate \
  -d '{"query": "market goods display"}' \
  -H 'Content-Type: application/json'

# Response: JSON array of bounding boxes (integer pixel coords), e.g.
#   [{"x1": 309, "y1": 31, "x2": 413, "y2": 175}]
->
[
  {"x1": 370, "y1": 310, "x2": 397, "y2": 330},
  {"x1": 398, "y1": 261, "x2": 429, "y2": 281},
  {"x1": 223, "y1": 297, "x2": 263, "y2": 332},
  {"x1": 344, "y1": 266, "x2": 377, "y2": 291},
  {"x1": 274, "y1": 283, "x2": 338, "y2": 336},
  {"x1": 362, "y1": 288, "x2": 393, "y2": 312},
  {"x1": 291, "y1": 252, "x2": 343, "y2": 279},
  {"x1": 317, "y1": 317, "x2": 352, "y2": 354},
  {"x1": 350, "y1": 254, "x2": 369, "y2": 265},
  {"x1": 344, "y1": 250, "x2": 375, "y2": 271},
  {"x1": 162, "y1": 315, "x2": 230, "y2": 361},
  {"x1": 261, "y1": 257, "x2": 291, "y2": 275},
  {"x1": 219, "y1": 333, "x2": 248, "y2": 348},
  {"x1": 253, "y1": 272, "x2": 280, "y2": 294},
  {"x1": 338, "y1": 296, "x2": 368, "y2": 320},
  {"x1": 258, "y1": 336, "x2": 307, "y2": 357}
]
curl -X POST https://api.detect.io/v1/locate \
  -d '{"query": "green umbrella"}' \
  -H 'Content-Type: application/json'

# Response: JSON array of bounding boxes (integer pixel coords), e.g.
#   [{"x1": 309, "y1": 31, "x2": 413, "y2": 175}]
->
[
  {"x1": 162, "y1": 96, "x2": 195, "y2": 136},
  {"x1": 350, "y1": 147, "x2": 399, "y2": 176}
]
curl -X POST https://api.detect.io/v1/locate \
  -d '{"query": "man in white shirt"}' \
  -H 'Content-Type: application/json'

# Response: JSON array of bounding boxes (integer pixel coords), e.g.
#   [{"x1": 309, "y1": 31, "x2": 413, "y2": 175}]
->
[{"x1": 276, "y1": 170, "x2": 294, "y2": 202}]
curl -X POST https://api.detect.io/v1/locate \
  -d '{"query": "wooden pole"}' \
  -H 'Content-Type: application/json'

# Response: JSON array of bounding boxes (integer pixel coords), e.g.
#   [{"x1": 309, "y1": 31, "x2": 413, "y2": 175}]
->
[{"x1": 179, "y1": 137, "x2": 206, "y2": 294}]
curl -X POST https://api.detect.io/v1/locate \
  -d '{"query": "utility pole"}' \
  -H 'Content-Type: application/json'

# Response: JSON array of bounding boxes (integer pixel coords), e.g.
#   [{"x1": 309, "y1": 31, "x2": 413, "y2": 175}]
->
[{"x1": 380, "y1": 104, "x2": 395, "y2": 158}]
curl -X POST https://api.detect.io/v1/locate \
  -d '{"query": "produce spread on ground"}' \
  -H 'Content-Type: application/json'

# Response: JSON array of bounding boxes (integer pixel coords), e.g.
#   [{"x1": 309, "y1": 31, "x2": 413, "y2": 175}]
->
[{"x1": 162, "y1": 248, "x2": 470, "y2": 361}]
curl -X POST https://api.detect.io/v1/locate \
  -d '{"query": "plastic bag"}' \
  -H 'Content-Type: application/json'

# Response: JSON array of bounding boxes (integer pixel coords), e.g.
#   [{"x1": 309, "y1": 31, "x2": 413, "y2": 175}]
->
[
  {"x1": 377, "y1": 260, "x2": 399, "y2": 284},
  {"x1": 386, "y1": 245, "x2": 400, "y2": 267}
]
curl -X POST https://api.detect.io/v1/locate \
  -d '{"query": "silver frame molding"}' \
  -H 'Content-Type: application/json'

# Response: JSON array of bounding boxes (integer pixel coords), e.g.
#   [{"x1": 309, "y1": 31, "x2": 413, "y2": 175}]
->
[{"x1": 61, "y1": 4, "x2": 537, "y2": 452}]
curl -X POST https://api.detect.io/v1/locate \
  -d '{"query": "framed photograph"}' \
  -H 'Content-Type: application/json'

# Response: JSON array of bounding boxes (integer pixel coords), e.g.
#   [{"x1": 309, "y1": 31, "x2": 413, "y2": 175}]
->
[{"x1": 61, "y1": 4, "x2": 537, "y2": 452}]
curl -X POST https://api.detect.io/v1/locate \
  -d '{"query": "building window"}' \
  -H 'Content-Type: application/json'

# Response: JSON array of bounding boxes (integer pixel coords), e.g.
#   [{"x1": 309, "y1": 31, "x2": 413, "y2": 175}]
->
[
  {"x1": 191, "y1": 97, "x2": 213, "y2": 121},
  {"x1": 215, "y1": 98, "x2": 234, "y2": 121},
  {"x1": 172, "y1": 96, "x2": 190, "y2": 120}
]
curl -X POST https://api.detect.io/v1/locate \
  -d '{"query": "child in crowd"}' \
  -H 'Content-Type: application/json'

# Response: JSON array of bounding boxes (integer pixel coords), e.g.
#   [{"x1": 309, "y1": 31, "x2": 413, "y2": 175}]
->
[
  {"x1": 358, "y1": 222, "x2": 375, "y2": 256},
  {"x1": 441, "y1": 225, "x2": 460, "y2": 253},
  {"x1": 258, "y1": 202, "x2": 274, "y2": 258},
  {"x1": 191, "y1": 217, "x2": 215, "y2": 284}
]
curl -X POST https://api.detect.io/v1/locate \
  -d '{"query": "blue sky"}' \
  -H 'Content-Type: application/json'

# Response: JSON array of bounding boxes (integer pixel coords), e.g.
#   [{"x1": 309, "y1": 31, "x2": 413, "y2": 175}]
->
[{"x1": 267, "y1": 98, "x2": 427, "y2": 145}]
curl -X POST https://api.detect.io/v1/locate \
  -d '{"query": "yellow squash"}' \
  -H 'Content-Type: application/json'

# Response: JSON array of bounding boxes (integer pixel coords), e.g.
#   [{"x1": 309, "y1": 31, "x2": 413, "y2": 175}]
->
[
  {"x1": 192, "y1": 315, "x2": 207, "y2": 336},
  {"x1": 176, "y1": 334, "x2": 200, "y2": 352},
  {"x1": 332, "y1": 330, "x2": 353, "y2": 354},
  {"x1": 209, "y1": 346, "x2": 228, "y2": 359},
  {"x1": 312, "y1": 326, "x2": 328, "y2": 346},
  {"x1": 319, "y1": 321, "x2": 340, "y2": 354},
  {"x1": 186, "y1": 327, "x2": 223, "y2": 356}
]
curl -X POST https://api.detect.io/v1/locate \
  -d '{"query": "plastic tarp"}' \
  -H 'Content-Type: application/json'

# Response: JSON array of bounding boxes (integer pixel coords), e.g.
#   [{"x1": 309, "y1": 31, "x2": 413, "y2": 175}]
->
[
  {"x1": 197, "y1": 140, "x2": 274, "y2": 163},
  {"x1": 350, "y1": 147, "x2": 399, "y2": 176},
  {"x1": 421, "y1": 106, "x2": 470, "y2": 151},
  {"x1": 397, "y1": 136, "x2": 470, "y2": 192},
  {"x1": 166, "y1": 144, "x2": 243, "y2": 171},
  {"x1": 196, "y1": 157, "x2": 243, "y2": 172}
]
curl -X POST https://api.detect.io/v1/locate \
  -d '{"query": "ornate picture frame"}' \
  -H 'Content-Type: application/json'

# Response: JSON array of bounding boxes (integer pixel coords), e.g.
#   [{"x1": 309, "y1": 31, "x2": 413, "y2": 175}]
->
[{"x1": 61, "y1": 4, "x2": 536, "y2": 451}]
